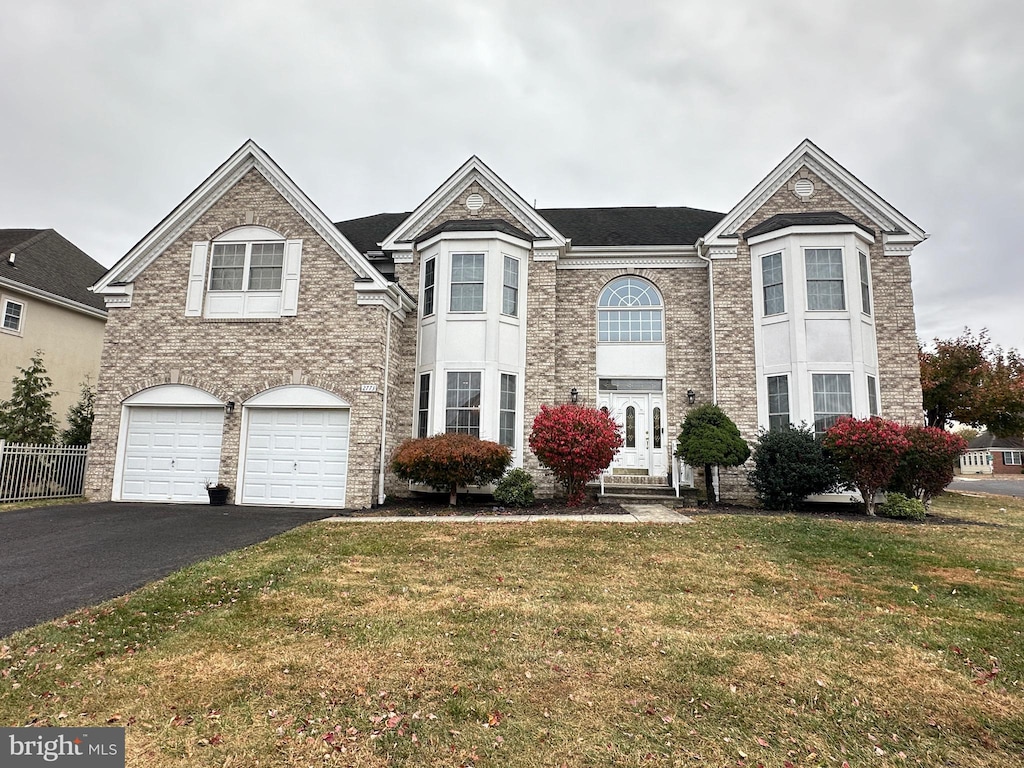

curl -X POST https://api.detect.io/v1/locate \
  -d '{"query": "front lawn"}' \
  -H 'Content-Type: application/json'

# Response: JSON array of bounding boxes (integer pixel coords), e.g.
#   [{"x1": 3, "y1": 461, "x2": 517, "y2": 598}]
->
[{"x1": 1, "y1": 492, "x2": 1022, "y2": 766}]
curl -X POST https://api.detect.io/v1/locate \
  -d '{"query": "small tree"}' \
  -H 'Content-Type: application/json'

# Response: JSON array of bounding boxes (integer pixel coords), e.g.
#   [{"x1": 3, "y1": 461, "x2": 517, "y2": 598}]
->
[
  {"x1": 822, "y1": 417, "x2": 910, "y2": 516},
  {"x1": 0, "y1": 353, "x2": 58, "y2": 444},
  {"x1": 747, "y1": 424, "x2": 839, "y2": 510},
  {"x1": 887, "y1": 426, "x2": 967, "y2": 507},
  {"x1": 62, "y1": 382, "x2": 96, "y2": 445},
  {"x1": 391, "y1": 433, "x2": 511, "y2": 506},
  {"x1": 674, "y1": 403, "x2": 750, "y2": 506},
  {"x1": 529, "y1": 404, "x2": 623, "y2": 506}
]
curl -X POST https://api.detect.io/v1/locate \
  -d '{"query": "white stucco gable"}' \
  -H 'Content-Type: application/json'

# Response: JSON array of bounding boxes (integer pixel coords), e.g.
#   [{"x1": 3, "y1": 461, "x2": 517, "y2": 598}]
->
[
  {"x1": 702, "y1": 139, "x2": 929, "y2": 256},
  {"x1": 379, "y1": 155, "x2": 567, "y2": 258}
]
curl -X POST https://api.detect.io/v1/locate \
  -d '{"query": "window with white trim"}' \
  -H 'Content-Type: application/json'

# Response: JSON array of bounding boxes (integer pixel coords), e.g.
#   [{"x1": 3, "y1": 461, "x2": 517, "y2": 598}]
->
[
  {"x1": 446, "y1": 372, "x2": 481, "y2": 436},
  {"x1": 767, "y1": 375, "x2": 790, "y2": 430},
  {"x1": 209, "y1": 241, "x2": 284, "y2": 291},
  {"x1": 859, "y1": 251, "x2": 871, "y2": 315},
  {"x1": 2, "y1": 298, "x2": 24, "y2": 333},
  {"x1": 805, "y1": 248, "x2": 845, "y2": 311},
  {"x1": 502, "y1": 256, "x2": 519, "y2": 316},
  {"x1": 867, "y1": 374, "x2": 879, "y2": 416},
  {"x1": 450, "y1": 253, "x2": 484, "y2": 312},
  {"x1": 499, "y1": 373, "x2": 516, "y2": 447},
  {"x1": 761, "y1": 252, "x2": 784, "y2": 316},
  {"x1": 417, "y1": 373, "x2": 431, "y2": 438},
  {"x1": 1005, "y1": 450, "x2": 1022, "y2": 466},
  {"x1": 812, "y1": 373, "x2": 853, "y2": 435},
  {"x1": 422, "y1": 258, "x2": 435, "y2": 317},
  {"x1": 598, "y1": 277, "x2": 663, "y2": 342}
]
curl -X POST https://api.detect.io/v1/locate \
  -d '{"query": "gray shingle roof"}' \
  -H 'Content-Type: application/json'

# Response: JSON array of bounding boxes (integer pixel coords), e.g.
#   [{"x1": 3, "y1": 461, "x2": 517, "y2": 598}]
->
[
  {"x1": 415, "y1": 218, "x2": 537, "y2": 244},
  {"x1": 967, "y1": 431, "x2": 1024, "y2": 450},
  {"x1": 0, "y1": 229, "x2": 107, "y2": 312},
  {"x1": 334, "y1": 205, "x2": 726, "y2": 254},
  {"x1": 742, "y1": 211, "x2": 870, "y2": 239},
  {"x1": 538, "y1": 206, "x2": 724, "y2": 246}
]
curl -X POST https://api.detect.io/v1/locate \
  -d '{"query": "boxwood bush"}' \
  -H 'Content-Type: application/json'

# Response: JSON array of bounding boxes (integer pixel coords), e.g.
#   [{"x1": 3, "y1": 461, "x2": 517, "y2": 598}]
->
[
  {"x1": 493, "y1": 468, "x2": 536, "y2": 507},
  {"x1": 878, "y1": 492, "x2": 926, "y2": 521},
  {"x1": 747, "y1": 424, "x2": 838, "y2": 510}
]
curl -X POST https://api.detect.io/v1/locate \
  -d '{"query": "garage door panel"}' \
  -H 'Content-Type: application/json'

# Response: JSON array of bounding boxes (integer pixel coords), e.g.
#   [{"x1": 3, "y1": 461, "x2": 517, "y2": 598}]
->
[
  {"x1": 242, "y1": 407, "x2": 349, "y2": 508},
  {"x1": 121, "y1": 406, "x2": 224, "y2": 502}
]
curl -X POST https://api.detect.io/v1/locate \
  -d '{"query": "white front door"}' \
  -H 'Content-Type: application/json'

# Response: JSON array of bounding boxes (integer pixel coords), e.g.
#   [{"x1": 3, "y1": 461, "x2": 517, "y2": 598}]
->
[
  {"x1": 241, "y1": 408, "x2": 350, "y2": 508},
  {"x1": 121, "y1": 406, "x2": 225, "y2": 502},
  {"x1": 605, "y1": 392, "x2": 668, "y2": 476}
]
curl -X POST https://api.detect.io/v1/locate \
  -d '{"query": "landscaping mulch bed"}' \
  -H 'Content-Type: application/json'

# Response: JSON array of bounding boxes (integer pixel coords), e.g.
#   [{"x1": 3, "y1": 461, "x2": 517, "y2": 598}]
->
[{"x1": 345, "y1": 493, "x2": 630, "y2": 517}]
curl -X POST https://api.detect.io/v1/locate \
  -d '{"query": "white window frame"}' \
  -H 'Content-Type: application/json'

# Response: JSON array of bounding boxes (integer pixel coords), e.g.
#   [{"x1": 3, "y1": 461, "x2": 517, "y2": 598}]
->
[
  {"x1": 417, "y1": 372, "x2": 431, "y2": 438},
  {"x1": 858, "y1": 251, "x2": 872, "y2": 316},
  {"x1": 450, "y1": 253, "x2": 485, "y2": 313},
  {"x1": 805, "y1": 247, "x2": 846, "y2": 311},
  {"x1": 445, "y1": 371, "x2": 482, "y2": 436},
  {"x1": 597, "y1": 277, "x2": 664, "y2": 343},
  {"x1": 1, "y1": 296, "x2": 24, "y2": 335},
  {"x1": 761, "y1": 252, "x2": 784, "y2": 316},
  {"x1": 502, "y1": 255, "x2": 519, "y2": 317},
  {"x1": 499, "y1": 373, "x2": 516, "y2": 448},
  {"x1": 812, "y1": 373, "x2": 853, "y2": 436},
  {"x1": 767, "y1": 374, "x2": 790, "y2": 431},
  {"x1": 422, "y1": 257, "x2": 436, "y2": 318},
  {"x1": 1005, "y1": 450, "x2": 1022, "y2": 466},
  {"x1": 867, "y1": 374, "x2": 879, "y2": 416},
  {"x1": 208, "y1": 241, "x2": 285, "y2": 293}
]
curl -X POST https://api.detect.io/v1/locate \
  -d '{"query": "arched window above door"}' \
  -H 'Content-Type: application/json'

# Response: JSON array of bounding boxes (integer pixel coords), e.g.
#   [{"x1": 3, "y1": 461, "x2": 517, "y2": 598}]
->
[{"x1": 597, "y1": 277, "x2": 663, "y2": 342}]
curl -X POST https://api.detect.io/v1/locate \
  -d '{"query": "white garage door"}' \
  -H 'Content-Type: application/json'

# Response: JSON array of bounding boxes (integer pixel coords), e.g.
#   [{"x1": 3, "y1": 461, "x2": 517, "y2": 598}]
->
[
  {"x1": 241, "y1": 408, "x2": 349, "y2": 508},
  {"x1": 121, "y1": 407, "x2": 225, "y2": 502}
]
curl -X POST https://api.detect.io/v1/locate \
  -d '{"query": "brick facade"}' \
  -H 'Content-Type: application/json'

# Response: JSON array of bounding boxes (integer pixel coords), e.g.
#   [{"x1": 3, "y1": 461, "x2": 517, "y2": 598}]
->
[
  {"x1": 90, "y1": 143, "x2": 927, "y2": 510},
  {"x1": 86, "y1": 170, "x2": 400, "y2": 510}
]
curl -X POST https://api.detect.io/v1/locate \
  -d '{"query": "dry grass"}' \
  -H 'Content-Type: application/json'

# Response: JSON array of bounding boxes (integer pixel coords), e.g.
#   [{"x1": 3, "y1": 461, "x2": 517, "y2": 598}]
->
[{"x1": 2, "y1": 491, "x2": 1023, "y2": 766}]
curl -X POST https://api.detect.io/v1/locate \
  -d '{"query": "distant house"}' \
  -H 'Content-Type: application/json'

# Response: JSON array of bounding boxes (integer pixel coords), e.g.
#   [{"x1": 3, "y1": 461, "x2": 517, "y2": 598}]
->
[
  {"x1": 960, "y1": 431, "x2": 1024, "y2": 475},
  {"x1": 0, "y1": 229, "x2": 107, "y2": 427}
]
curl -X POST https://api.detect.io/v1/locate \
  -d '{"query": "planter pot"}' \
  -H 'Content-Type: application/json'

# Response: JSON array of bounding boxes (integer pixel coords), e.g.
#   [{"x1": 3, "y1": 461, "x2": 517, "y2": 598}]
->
[{"x1": 207, "y1": 487, "x2": 230, "y2": 506}]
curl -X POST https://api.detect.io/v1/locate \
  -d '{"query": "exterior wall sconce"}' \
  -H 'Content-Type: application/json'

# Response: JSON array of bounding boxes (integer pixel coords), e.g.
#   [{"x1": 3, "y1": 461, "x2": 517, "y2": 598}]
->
[
  {"x1": 225, "y1": 401, "x2": 235, "y2": 414},
  {"x1": 687, "y1": 389, "x2": 696, "y2": 405},
  {"x1": 570, "y1": 387, "x2": 579, "y2": 404}
]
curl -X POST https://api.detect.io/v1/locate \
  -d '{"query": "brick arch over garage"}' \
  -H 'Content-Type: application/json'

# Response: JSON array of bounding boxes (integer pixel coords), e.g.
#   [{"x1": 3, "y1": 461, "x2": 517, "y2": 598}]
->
[{"x1": 114, "y1": 376, "x2": 229, "y2": 405}]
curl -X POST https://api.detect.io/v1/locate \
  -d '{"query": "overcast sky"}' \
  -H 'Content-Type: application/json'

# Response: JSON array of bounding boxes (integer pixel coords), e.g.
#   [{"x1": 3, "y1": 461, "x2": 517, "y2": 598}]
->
[{"x1": 2, "y1": 0, "x2": 1021, "y2": 351}]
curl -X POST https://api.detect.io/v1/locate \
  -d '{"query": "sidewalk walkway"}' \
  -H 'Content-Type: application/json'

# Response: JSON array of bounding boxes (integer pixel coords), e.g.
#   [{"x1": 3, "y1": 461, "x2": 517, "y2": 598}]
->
[{"x1": 325, "y1": 502, "x2": 694, "y2": 524}]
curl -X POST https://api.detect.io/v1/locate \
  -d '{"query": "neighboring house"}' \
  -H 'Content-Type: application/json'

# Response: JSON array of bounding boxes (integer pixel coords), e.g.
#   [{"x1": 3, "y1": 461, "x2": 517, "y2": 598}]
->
[
  {"x1": 960, "y1": 431, "x2": 1024, "y2": 475},
  {"x1": 0, "y1": 229, "x2": 107, "y2": 428},
  {"x1": 86, "y1": 139, "x2": 926, "y2": 508}
]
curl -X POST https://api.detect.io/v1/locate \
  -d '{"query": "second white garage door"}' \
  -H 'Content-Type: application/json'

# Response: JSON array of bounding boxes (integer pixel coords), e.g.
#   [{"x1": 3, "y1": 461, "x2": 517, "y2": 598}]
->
[{"x1": 241, "y1": 408, "x2": 350, "y2": 508}]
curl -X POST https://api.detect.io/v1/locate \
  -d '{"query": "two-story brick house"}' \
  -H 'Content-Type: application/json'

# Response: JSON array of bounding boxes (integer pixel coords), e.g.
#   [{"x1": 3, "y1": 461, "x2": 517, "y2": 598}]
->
[{"x1": 86, "y1": 139, "x2": 926, "y2": 508}]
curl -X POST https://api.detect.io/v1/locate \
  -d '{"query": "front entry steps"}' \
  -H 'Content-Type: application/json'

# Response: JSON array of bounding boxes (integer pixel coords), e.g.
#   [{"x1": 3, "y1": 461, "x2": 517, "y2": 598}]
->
[{"x1": 591, "y1": 473, "x2": 699, "y2": 505}]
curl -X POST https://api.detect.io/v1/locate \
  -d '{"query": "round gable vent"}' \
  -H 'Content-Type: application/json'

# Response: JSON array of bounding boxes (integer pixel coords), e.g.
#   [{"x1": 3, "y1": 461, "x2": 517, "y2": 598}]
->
[
  {"x1": 794, "y1": 178, "x2": 815, "y2": 199},
  {"x1": 466, "y1": 193, "x2": 484, "y2": 212}
]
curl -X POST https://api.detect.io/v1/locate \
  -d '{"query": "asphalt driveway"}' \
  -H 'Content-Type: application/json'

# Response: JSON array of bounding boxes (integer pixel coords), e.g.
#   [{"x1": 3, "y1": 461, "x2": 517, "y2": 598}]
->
[
  {"x1": 948, "y1": 475, "x2": 1024, "y2": 498},
  {"x1": 0, "y1": 501, "x2": 332, "y2": 638}
]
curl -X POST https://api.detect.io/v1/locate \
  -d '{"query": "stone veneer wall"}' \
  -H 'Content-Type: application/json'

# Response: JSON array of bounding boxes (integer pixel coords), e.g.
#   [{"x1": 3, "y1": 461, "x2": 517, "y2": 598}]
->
[{"x1": 86, "y1": 169, "x2": 397, "y2": 509}]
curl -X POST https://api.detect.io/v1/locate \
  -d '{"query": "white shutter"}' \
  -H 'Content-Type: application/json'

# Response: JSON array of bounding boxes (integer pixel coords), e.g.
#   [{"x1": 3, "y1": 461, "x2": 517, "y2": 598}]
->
[
  {"x1": 281, "y1": 239, "x2": 303, "y2": 316},
  {"x1": 185, "y1": 242, "x2": 209, "y2": 317}
]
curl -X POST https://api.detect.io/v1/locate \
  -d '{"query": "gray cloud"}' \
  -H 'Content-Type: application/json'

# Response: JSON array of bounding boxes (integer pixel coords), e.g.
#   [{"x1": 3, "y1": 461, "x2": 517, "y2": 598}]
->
[{"x1": 2, "y1": 0, "x2": 1021, "y2": 349}]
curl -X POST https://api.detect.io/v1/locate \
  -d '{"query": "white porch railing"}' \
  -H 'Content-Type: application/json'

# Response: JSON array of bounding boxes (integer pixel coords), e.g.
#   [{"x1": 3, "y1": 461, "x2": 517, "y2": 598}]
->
[
  {"x1": 672, "y1": 456, "x2": 694, "y2": 497},
  {"x1": 0, "y1": 441, "x2": 90, "y2": 502}
]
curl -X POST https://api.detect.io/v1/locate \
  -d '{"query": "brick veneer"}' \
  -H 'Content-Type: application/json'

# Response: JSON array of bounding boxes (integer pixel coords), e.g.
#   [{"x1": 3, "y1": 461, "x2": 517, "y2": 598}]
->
[{"x1": 86, "y1": 169, "x2": 400, "y2": 509}]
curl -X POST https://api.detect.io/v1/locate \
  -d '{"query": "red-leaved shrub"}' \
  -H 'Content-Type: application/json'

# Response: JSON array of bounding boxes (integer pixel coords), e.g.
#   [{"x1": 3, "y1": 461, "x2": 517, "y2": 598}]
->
[
  {"x1": 888, "y1": 426, "x2": 968, "y2": 506},
  {"x1": 823, "y1": 416, "x2": 910, "y2": 516},
  {"x1": 391, "y1": 433, "x2": 511, "y2": 505},
  {"x1": 529, "y1": 404, "x2": 623, "y2": 506}
]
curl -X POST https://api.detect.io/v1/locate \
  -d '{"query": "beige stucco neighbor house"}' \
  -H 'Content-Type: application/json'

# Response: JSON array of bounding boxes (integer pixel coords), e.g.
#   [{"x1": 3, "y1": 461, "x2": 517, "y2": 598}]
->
[
  {"x1": 0, "y1": 229, "x2": 107, "y2": 427},
  {"x1": 86, "y1": 139, "x2": 926, "y2": 508}
]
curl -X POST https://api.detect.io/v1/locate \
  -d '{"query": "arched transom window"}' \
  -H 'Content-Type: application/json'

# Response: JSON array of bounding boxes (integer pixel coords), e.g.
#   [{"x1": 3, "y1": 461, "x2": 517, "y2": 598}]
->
[{"x1": 597, "y1": 277, "x2": 663, "y2": 342}]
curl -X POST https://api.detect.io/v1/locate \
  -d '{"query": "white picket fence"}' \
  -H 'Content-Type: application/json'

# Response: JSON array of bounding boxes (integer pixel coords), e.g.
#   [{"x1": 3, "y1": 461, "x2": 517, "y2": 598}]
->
[{"x1": 0, "y1": 440, "x2": 89, "y2": 502}]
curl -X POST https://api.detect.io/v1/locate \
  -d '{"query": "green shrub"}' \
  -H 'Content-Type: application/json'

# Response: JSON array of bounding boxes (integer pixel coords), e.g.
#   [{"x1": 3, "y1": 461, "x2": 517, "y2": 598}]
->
[
  {"x1": 878, "y1": 492, "x2": 926, "y2": 521},
  {"x1": 493, "y1": 468, "x2": 535, "y2": 507},
  {"x1": 747, "y1": 425, "x2": 838, "y2": 510}
]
